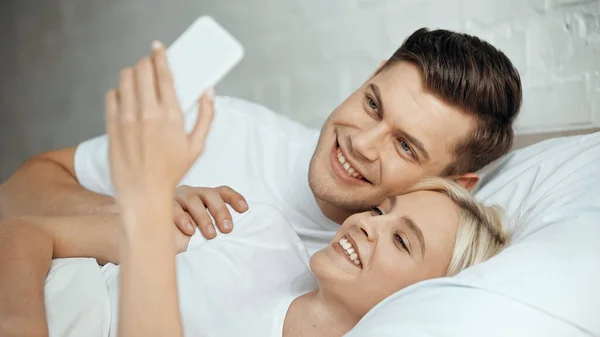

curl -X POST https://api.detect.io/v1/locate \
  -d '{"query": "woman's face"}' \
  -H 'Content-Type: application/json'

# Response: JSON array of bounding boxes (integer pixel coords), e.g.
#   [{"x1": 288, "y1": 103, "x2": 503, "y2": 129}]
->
[{"x1": 310, "y1": 190, "x2": 460, "y2": 317}]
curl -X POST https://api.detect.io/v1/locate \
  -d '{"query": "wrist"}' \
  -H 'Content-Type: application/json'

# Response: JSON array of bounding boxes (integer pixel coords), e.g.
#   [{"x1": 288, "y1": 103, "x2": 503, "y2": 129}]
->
[
  {"x1": 118, "y1": 195, "x2": 172, "y2": 227},
  {"x1": 118, "y1": 189, "x2": 173, "y2": 213}
]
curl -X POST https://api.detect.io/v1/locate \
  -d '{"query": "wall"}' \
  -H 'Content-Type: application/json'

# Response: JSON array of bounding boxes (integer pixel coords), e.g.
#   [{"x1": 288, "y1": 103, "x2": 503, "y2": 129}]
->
[{"x1": 1, "y1": 0, "x2": 599, "y2": 180}]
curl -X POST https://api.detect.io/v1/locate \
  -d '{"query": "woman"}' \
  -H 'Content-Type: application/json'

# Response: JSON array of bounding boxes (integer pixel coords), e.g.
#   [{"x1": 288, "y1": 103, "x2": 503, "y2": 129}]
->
[{"x1": 0, "y1": 41, "x2": 508, "y2": 337}]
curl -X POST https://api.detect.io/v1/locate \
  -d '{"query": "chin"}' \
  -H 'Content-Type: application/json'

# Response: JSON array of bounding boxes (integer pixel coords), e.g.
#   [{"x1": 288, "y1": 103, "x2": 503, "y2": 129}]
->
[
  {"x1": 309, "y1": 249, "x2": 340, "y2": 282},
  {"x1": 309, "y1": 172, "x2": 379, "y2": 214}
]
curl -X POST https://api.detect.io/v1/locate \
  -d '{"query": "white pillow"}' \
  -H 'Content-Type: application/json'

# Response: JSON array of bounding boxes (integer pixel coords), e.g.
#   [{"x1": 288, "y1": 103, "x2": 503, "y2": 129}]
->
[{"x1": 346, "y1": 132, "x2": 600, "y2": 337}]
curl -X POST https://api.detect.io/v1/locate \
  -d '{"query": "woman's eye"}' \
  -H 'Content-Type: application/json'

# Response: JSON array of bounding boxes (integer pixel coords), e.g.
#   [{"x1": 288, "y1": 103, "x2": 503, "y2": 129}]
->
[
  {"x1": 399, "y1": 140, "x2": 414, "y2": 156},
  {"x1": 371, "y1": 206, "x2": 383, "y2": 216},
  {"x1": 394, "y1": 233, "x2": 409, "y2": 251}
]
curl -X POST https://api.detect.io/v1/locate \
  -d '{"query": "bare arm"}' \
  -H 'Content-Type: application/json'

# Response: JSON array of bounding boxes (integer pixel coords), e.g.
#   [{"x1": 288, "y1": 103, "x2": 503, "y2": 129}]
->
[
  {"x1": 0, "y1": 213, "x2": 190, "y2": 337},
  {"x1": 119, "y1": 202, "x2": 183, "y2": 337},
  {"x1": 0, "y1": 148, "x2": 246, "y2": 238},
  {"x1": 0, "y1": 147, "x2": 116, "y2": 217},
  {"x1": 0, "y1": 218, "x2": 52, "y2": 337}
]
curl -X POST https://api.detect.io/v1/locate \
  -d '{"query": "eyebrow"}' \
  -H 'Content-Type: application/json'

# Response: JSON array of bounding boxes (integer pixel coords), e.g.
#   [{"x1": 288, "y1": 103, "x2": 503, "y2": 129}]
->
[
  {"x1": 401, "y1": 215, "x2": 426, "y2": 258},
  {"x1": 368, "y1": 83, "x2": 431, "y2": 161}
]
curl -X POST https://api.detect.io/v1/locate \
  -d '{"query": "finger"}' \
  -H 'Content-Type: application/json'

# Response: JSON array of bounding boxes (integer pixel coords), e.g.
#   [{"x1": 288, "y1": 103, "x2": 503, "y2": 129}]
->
[
  {"x1": 181, "y1": 195, "x2": 217, "y2": 239},
  {"x1": 105, "y1": 89, "x2": 123, "y2": 164},
  {"x1": 151, "y1": 40, "x2": 180, "y2": 110},
  {"x1": 134, "y1": 56, "x2": 157, "y2": 112},
  {"x1": 189, "y1": 89, "x2": 215, "y2": 158},
  {"x1": 118, "y1": 67, "x2": 137, "y2": 122},
  {"x1": 217, "y1": 186, "x2": 248, "y2": 213},
  {"x1": 173, "y1": 225, "x2": 192, "y2": 255},
  {"x1": 118, "y1": 68, "x2": 140, "y2": 157},
  {"x1": 173, "y1": 201, "x2": 195, "y2": 236},
  {"x1": 104, "y1": 89, "x2": 119, "y2": 140},
  {"x1": 202, "y1": 193, "x2": 233, "y2": 234}
]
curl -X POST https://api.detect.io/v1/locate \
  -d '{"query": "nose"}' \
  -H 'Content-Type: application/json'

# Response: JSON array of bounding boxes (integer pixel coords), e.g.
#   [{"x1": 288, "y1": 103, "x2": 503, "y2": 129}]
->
[
  {"x1": 357, "y1": 217, "x2": 379, "y2": 242},
  {"x1": 350, "y1": 124, "x2": 386, "y2": 162}
]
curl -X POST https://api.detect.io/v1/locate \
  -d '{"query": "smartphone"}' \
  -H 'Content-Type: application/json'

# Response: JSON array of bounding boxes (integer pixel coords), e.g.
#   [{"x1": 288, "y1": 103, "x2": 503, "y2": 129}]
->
[{"x1": 166, "y1": 16, "x2": 244, "y2": 113}]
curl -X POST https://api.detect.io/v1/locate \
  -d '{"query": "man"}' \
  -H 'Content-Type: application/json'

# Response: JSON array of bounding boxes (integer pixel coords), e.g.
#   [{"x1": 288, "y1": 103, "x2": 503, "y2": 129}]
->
[{"x1": 0, "y1": 28, "x2": 521, "y2": 252}]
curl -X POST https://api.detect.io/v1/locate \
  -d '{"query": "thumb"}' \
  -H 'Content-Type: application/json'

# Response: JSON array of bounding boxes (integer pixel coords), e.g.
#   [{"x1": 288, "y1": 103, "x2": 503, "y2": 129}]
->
[{"x1": 188, "y1": 88, "x2": 215, "y2": 159}]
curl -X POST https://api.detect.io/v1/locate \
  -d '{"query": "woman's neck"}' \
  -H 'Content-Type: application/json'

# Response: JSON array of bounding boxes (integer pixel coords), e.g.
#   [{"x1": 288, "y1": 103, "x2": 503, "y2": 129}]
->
[{"x1": 283, "y1": 290, "x2": 361, "y2": 337}]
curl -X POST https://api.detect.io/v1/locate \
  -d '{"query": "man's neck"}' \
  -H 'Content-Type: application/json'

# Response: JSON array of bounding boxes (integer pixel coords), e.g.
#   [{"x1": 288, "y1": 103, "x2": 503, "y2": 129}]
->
[
  {"x1": 283, "y1": 290, "x2": 360, "y2": 337},
  {"x1": 315, "y1": 198, "x2": 354, "y2": 225}
]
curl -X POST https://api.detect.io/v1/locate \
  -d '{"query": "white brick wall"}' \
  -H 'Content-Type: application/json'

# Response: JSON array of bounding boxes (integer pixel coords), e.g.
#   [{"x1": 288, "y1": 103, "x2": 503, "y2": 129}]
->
[{"x1": 214, "y1": 0, "x2": 600, "y2": 132}]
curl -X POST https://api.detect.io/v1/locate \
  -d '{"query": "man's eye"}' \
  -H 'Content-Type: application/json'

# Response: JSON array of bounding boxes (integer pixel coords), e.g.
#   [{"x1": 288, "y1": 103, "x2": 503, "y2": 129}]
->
[
  {"x1": 367, "y1": 97, "x2": 378, "y2": 111},
  {"x1": 371, "y1": 206, "x2": 383, "y2": 216}
]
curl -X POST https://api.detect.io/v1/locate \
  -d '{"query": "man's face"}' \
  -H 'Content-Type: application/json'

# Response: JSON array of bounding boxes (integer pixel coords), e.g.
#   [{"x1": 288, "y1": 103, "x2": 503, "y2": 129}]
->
[{"x1": 308, "y1": 61, "x2": 476, "y2": 222}]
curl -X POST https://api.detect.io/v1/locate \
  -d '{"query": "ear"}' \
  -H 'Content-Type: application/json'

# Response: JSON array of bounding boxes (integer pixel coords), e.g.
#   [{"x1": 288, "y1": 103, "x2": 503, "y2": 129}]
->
[{"x1": 452, "y1": 173, "x2": 479, "y2": 191}]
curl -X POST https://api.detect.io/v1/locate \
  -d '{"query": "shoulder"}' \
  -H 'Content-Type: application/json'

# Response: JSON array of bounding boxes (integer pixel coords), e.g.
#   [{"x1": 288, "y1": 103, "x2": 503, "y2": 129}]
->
[{"x1": 208, "y1": 96, "x2": 317, "y2": 142}]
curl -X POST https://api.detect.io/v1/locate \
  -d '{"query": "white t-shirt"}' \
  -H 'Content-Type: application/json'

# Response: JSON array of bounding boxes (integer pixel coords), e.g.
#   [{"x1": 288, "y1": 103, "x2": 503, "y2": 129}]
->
[
  {"x1": 74, "y1": 96, "x2": 339, "y2": 255},
  {"x1": 46, "y1": 203, "x2": 318, "y2": 337}
]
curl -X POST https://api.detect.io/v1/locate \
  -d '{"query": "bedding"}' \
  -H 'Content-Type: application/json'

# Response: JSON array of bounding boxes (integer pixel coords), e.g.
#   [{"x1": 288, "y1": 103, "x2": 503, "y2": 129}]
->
[{"x1": 346, "y1": 131, "x2": 600, "y2": 337}]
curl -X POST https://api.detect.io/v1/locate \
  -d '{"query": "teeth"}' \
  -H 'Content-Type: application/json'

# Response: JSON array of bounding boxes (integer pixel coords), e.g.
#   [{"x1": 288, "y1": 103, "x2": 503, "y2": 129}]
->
[
  {"x1": 338, "y1": 236, "x2": 362, "y2": 267},
  {"x1": 337, "y1": 148, "x2": 363, "y2": 180}
]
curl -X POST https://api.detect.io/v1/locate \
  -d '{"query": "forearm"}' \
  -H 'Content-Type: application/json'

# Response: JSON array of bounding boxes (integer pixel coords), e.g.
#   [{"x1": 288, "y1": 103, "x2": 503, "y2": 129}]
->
[
  {"x1": 0, "y1": 149, "x2": 116, "y2": 217},
  {"x1": 119, "y1": 203, "x2": 183, "y2": 337},
  {"x1": 0, "y1": 219, "x2": 53, "y2": 337},
  {"x1": 28, "y1": 214, "x2": 121, "y2": 265}
]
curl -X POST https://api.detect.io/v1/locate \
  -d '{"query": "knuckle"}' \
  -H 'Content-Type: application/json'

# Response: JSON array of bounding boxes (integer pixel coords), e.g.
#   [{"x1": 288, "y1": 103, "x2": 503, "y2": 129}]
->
[
  {"x1": 217, "y1": 211, "x2": 230, "y2": 221},
  {"x1": 217, "y1": 185, "x2": 231, "y2": 193},
  {"x1": 213, "y1": 204, "x2": 229, "y2": 214},
  {"x1": 120, "y1": 67, "x2": 133, "y2": 80},
  {"x1": 175, "y1": 185, "x2": 190, "y2": 196},
  {"x1": 121, "y1": 110, "x2": 137, "y2": 122},
  {"x1": 136, "y1": 57, "x2": 151, "y2": 70},
  {"x1": 184, "y1": 194, "x2": 199, "y2": 205},
  {"x1": 175, "y1": 214, "x2": 188, "y2": 224},
  {"x1": 172, "y1": 199, "x2": 183, "y2": 208},
  {"x1": 199, "y1": 215, "x2": 213, "y2": 227},
  {"x1": 167, "y1": 107, "x2": 183, "y2": 119},
  {"x1": 158, "y1": 64, "x2": 173, "y2": 81},
  {"x1": 105, "y1": 90, "x2": 117, "y2": 105}
]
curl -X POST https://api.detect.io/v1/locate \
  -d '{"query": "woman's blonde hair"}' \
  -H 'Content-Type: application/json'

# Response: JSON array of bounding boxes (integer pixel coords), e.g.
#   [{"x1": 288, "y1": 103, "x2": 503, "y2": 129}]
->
[{"x1": 404, "y1": 177, "x2": 509, "y2": 276}]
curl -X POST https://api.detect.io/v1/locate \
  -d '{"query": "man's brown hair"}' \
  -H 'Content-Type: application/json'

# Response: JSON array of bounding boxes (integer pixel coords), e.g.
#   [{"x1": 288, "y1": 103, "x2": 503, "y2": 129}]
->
[{"x1": 383, "y1": 28, "x2": 522, "y2": 175}]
